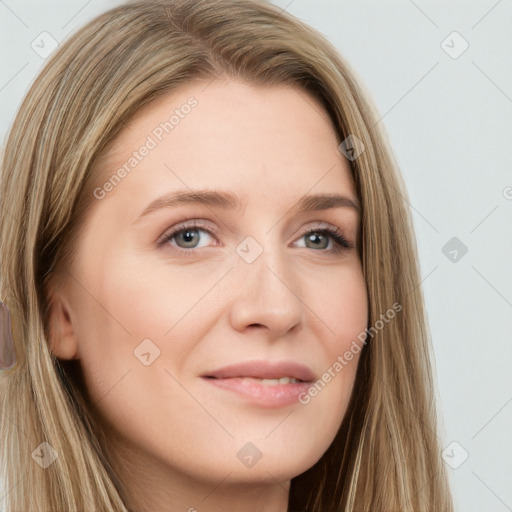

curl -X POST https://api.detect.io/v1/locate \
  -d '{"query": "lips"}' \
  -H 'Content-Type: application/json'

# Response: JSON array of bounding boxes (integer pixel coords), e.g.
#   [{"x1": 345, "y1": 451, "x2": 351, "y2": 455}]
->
[
  {"x1": 202, "y1": 360, "x2": 316, "y2": 382},
  {"x1": 201, "y1": 360, "x2": 316, "y2": 408}
]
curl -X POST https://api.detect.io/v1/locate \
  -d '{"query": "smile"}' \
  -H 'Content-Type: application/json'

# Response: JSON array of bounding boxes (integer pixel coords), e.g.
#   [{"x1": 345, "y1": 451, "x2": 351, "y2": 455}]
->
[{"x1": 201, "y1": 360, "x2": 315, "y2": 408}]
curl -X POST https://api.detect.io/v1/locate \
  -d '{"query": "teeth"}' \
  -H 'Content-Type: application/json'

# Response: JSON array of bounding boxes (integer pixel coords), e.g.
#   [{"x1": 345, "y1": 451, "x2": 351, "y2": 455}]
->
[{"x1": 258, "y1": 377, "x2": 299, "y2": 386}]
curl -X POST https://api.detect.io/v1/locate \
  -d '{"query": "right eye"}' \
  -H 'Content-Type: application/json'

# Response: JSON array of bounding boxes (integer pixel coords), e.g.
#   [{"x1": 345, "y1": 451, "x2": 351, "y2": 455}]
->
[{"x1": 158, "y1": 220, "x2": 219, "y2": 255}]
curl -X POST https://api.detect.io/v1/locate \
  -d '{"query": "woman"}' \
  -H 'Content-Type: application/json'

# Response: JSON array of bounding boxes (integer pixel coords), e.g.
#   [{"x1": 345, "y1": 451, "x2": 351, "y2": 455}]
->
[{"x1": 0, "y1": 1, "x2": 453, "y2": 510}]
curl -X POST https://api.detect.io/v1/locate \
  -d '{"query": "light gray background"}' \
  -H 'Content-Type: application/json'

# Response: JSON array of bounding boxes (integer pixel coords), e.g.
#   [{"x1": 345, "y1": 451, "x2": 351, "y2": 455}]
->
[{"x1": 1, "y1": 1, "x2": 511, "y2": 511}]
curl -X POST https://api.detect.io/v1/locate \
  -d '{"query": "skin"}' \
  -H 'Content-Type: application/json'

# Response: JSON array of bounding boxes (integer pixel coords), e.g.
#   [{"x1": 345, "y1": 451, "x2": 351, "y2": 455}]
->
[{"x1": 48, "y1": 77, "x2": 368, "y2": 512}]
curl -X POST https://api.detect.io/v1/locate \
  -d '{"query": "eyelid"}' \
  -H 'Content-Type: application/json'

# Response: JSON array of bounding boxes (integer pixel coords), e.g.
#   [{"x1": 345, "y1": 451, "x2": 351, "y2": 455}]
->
[
  {"x1": 157, "y1": 219, "x2": 220, "y2": 247},
  {"x1": 292, "y1": 223, "x2": 353, "y2": 252}
]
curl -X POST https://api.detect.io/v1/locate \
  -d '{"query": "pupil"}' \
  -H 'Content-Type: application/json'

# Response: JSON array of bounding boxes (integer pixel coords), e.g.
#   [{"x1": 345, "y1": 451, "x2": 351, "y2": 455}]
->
[
  {"x1": 307, "y1": 233, "x2": 328, "y2": 249},
  {"x1": 179, "y1": 229, "x2": 199, "y2": 247}
]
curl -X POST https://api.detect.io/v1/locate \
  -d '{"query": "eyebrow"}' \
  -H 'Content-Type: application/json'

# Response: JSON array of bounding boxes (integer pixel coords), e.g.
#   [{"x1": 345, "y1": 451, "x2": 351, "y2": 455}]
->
[{"x1": 134, "y1": 189, "x2": 360, "y2": 223}]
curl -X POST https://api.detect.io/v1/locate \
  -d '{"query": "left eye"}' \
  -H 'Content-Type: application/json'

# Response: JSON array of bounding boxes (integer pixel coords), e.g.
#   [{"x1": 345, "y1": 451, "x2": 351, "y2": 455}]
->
[
  {"x1": 294, "y1": 228, "x2": 350, "y2": 251},
  {"x1": 298, "y1": 231, "x2": 331, "y2": 250}
]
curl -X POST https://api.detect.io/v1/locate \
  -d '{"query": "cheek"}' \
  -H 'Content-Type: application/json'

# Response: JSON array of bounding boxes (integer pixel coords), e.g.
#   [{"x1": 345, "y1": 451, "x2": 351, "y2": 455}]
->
[
  {"x1": 72, "y1": 254, "x2": 228, "y2": 404},
  {"x1": 314, "y1": 261, "x2": 368, "y2": 348},
  {"x1": 302, "y1": 263, "x2": 367, "y2": 418}
]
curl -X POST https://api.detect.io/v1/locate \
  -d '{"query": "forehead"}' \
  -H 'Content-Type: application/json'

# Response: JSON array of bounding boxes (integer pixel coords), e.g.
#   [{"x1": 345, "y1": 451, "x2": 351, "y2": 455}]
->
[{"x1": 93, "y1": 78, "x2": 355, "y2": 208}]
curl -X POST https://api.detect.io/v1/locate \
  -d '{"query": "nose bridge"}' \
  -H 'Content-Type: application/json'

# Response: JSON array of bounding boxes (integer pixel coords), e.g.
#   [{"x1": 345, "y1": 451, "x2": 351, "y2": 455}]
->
[
  {"x1": 244, "y1": 246, "x2": 292, "y2": 297},
  {"x1": 229, "y1": 234, "x2": 303, "y2": 335}
]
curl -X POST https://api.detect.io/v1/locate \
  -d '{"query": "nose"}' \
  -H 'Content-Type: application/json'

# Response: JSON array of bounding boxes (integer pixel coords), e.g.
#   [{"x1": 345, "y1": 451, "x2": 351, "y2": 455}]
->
[{"x1": 228, "y1": 246, "x2": 304, "y2": 339}]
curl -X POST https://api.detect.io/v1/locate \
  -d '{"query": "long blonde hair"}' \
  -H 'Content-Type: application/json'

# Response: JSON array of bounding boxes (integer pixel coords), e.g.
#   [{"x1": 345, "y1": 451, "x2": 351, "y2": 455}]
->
[{"x1": 0, "y1": 1, "x2": 453, "y2": 510}]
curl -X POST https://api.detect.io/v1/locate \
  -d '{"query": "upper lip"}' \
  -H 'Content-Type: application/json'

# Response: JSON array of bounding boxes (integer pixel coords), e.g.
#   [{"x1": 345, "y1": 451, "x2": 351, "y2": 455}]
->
[{"x1": 202, "y1": 360, "x2": 316, "y2": 382}]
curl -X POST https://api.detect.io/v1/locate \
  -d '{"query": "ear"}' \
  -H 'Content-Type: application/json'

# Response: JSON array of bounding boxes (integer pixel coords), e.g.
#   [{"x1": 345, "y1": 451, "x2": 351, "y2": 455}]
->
[{"x1": 46, "y1": 291, "x2": 79, "y2": 360}]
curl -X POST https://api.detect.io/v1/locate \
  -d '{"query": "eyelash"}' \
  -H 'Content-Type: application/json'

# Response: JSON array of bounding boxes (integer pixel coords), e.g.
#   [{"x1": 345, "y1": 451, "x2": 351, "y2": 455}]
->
[{"x1": 158, "y1": 220, "x2": 353, "y2": 256}]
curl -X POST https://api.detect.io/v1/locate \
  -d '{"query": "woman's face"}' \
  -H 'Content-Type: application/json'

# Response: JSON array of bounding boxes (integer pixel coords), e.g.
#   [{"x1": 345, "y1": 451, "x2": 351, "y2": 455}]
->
[{"x1": 51, "y1": 78, "x2": 367, "y2": 495}]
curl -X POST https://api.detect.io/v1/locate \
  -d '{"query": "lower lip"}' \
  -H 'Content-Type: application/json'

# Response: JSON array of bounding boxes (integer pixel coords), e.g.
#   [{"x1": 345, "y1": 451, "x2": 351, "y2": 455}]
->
[{"x1": 202, "y1": 377, "x2": 312, "y2": 408}]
